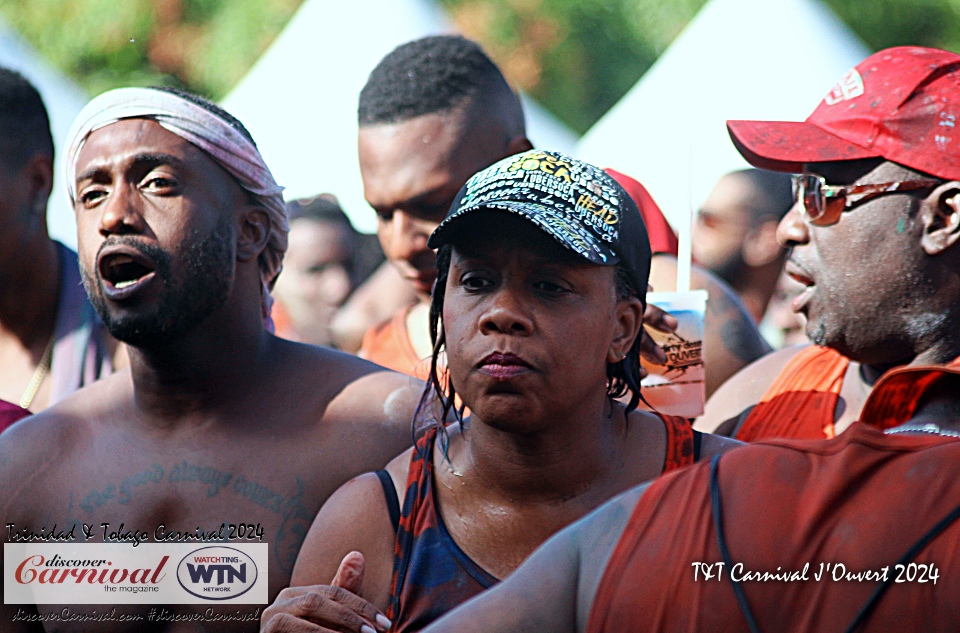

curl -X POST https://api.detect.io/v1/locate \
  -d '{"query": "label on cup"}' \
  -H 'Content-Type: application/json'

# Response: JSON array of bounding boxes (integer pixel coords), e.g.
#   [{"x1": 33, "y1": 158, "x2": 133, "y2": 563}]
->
[{"x1": 639, "y1": 290, "x2": 707, "y2": 418}]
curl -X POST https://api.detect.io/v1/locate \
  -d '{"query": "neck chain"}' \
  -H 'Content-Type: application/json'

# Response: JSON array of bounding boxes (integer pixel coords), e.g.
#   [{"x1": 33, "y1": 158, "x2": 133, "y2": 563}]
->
[
  {"x1": 885, "y1": 423, "x2": 960, "y2": 438},
  {"x1": 19, "y1": 331, "x2": 55, "y2": 410}
]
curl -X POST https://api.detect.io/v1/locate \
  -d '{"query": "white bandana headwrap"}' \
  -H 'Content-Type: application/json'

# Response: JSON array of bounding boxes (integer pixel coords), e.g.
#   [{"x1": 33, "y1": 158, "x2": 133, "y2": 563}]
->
[{"x1": 64, "y1": 87, "x2": 288, "y2": 326}]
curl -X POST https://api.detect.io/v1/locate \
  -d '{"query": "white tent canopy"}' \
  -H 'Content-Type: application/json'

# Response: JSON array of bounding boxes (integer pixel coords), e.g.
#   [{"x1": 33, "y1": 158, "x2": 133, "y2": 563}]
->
[
  {"x1": 0, "y1": 18, "x2": 88, "y2": 249},
  {"x1": 575, "y1": 0, "x2": 870, "y2": 234},
  {"x1": 222, "y1": 0, "x2": 578, "y2": 233}
]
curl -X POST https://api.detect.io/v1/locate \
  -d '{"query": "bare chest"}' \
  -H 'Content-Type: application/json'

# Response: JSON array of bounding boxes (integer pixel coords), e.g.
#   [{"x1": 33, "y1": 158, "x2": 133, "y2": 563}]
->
[{"x1": 12, "y1": 432, "x2": 351, "y2": 602}]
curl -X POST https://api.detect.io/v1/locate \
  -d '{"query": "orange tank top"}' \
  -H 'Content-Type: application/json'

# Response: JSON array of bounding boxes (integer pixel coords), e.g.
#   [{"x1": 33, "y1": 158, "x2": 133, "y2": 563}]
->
[
  {"x1": 736, "y1": 345, "x2": 848, "y2": 442},
  {"x1": 359, "y1": 306, "x2": 431, "y2": 380}
]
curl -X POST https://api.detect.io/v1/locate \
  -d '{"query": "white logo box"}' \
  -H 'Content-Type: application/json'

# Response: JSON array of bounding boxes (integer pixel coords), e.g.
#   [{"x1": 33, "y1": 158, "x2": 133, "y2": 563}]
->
[{"x1": 5, "y1": 543, "x2": 267, "y2": 604}]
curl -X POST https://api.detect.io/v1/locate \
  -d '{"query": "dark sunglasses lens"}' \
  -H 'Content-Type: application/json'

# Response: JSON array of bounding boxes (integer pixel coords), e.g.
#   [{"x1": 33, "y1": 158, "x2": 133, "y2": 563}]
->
[{"x1": 802, "y1": 175, "x2": 823, "y2": 222}]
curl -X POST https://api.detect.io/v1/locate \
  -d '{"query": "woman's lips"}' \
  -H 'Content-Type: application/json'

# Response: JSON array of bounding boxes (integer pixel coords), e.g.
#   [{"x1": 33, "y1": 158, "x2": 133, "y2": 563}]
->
[{"x1": 478, "y1": 352, "x2": 533, "y2": 379}]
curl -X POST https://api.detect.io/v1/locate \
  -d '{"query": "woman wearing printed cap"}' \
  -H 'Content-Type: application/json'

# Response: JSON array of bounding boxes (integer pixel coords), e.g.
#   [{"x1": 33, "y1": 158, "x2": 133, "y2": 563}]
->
[{"x1": 261, "y1": 151, "x2": 740, "y2": 633}]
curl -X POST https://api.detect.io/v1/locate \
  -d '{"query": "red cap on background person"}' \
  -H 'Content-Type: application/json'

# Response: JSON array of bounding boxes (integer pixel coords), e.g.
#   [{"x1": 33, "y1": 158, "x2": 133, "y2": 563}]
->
[
  {"x1": 604, "y1": 168, "x2": 680, "y2": 257},
  {"x1": 728, "y1": 46, "x2": 960, "y2": 179}
]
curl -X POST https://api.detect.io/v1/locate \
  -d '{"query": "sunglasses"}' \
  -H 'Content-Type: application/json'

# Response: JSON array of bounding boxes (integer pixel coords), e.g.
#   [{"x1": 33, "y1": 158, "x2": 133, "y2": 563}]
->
[{"x1": 791, "y1": 173, "x2": 940, "y2": 226}]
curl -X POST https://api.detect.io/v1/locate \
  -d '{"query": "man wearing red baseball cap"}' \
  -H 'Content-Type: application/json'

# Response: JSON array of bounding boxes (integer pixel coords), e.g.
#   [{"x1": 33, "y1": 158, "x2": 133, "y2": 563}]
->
[{"x1": 698, "y1": 46, "x2": 960, "y2": 441}]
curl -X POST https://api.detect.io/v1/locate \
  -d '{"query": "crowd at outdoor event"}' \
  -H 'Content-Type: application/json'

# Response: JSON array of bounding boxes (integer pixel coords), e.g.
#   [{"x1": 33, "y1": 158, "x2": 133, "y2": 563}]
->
[{"x1": 0, "y1": 31, "x2": 959, "y2": 633}]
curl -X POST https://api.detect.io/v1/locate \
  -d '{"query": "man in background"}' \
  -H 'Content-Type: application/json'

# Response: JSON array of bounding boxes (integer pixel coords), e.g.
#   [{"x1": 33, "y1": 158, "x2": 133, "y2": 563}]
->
[
  {"x1": 273, "y1": 194, "x2": 381, "y2": 348},
  {"x1": 0, "y1": 67, "x2": 119, "y2": 412},
  {"x1": 692, "y1": 168, "x2": 793, "y2": 323}
]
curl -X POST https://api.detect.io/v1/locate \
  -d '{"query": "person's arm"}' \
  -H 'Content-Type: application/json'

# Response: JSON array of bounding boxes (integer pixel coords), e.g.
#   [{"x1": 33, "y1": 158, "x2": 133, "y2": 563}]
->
[
  {"x1": 261, "y1": 457, "x2": 407, "y2": 633},
  {"x1": 422, "y1": 485, "x2": 650, "y2": 633},
  {"x1": 694, "y1": 344, "x2": 806, "y2": 434},
  {"x1": 649, "y1": 255, "x2": 771, "y2": 398}
]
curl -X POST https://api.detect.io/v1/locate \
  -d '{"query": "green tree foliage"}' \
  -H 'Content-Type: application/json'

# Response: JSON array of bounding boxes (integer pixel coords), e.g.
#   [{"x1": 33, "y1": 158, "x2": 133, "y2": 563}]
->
[
  {"x1": 2, "y1": 0, "x2": 959, "y2": 132},
  {"x1": 0, "y1": 0, "x2": 300, "y2": 99}
]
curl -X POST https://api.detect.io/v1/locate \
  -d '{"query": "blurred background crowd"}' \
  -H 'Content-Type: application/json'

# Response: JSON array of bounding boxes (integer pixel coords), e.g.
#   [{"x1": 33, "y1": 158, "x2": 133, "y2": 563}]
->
[{"x1": 0, "y1": 0, "x2": 954, "y2": 358}]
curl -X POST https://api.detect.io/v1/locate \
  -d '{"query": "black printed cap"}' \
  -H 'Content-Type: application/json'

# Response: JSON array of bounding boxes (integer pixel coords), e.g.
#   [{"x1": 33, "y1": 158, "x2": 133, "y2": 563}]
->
[{"x1": 429, "y1": 149, "x2": 651, "y2": 297}]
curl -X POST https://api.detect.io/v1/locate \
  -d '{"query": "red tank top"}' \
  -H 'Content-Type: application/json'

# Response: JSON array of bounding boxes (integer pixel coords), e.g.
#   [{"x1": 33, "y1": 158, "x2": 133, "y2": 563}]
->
[
  {"x1": 737, "y1": 346, "x2": 960, "y2": 442},
  {"x1": 588, "y1": 369, "x2": 960, "y2": 632},
  {"x1": 388, "y1": 414, "x2": 696, "y2": 632}
]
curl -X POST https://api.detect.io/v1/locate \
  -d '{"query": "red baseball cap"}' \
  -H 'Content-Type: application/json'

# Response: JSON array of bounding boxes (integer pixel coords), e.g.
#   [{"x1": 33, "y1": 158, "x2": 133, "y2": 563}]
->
[{"x1": 728, "y1": 46, "x2": 960, "y2": 180}]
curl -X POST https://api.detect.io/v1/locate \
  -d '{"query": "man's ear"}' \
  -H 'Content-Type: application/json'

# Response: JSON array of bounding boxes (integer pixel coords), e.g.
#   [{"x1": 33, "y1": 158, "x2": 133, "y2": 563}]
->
[
  {"x1": 24, "y1": 153, "x2": 53, "y2": 219},
  {"x1": 742, "y1": 220, "x2": 784, "y2": 267},
  {"x1": 920, "y1": 183, "x2": 960, "y2": 255},
  {"x1": 607, "y1": 296, "x2": 644, "y2": 364},
  {"x1": 236, "y1": 205, "x2": 271, "y2": 263}
]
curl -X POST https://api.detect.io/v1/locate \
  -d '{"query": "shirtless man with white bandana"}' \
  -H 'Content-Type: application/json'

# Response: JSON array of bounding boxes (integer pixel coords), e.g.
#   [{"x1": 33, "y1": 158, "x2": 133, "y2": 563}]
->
[{"x1": 0, "y1": 87, "x2": 420, "y2": 632}]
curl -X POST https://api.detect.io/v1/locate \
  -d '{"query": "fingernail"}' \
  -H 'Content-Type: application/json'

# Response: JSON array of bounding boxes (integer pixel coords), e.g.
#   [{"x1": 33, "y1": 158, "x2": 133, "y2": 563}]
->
[
  {"x1": 376, "y1": 614, "x2": 392, "y2": 628},
  {"x1": 362, "y1": 625, "x2": 376, "y2": 633}
]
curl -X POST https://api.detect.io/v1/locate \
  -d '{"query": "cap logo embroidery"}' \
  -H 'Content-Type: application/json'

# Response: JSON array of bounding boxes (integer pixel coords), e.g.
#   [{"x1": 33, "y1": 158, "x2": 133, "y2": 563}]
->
[{"x1": 823, "y1": 68, "x2": 865, "y2": 105}]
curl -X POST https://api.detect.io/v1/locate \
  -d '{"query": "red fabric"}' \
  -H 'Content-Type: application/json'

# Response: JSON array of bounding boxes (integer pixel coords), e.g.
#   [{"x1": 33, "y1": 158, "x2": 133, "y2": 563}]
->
[
  {"x1": 737, "y1": 346, "x2": 848, "y2": 442},
  {"x1": 0, "y1": 399, "x2": 30, "y2": 434},
  {"x1": 604, "y1": 169, "x2": 679, "y2": 257},
  {"x1": 588, "y1": 423, "x2": 960, "y2": 633},
  {"x1": 660, "y1": 414, "x2": 696, "y2": 472},
  {"x1": 358, "y1": 306, "x2": 430, "y2": 381},
  {"x1": 737, "y1": 347, "x2": 960, "y2": 442},
  {"x1": 729, "y1": 47, "x2": 960, "y2": 180}
]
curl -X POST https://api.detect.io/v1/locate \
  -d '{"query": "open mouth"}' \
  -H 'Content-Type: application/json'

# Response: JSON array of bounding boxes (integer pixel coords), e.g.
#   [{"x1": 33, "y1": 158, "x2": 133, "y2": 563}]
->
[
  {"x1": 784, "y1": 262, "x2": 815, "y2": 313},
  {"x1": 98, "y1": 248, "x2": 158, "y2": 299}
]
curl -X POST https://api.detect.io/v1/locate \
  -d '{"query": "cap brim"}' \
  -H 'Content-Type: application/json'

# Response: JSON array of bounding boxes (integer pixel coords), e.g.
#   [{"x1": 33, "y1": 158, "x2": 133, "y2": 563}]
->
[
  {"x1": 429, "y1": 201, "x2": 620, "y2": 266},
  {"x1": 727, "y1": 120, "x2": 880, "y2": 173}
]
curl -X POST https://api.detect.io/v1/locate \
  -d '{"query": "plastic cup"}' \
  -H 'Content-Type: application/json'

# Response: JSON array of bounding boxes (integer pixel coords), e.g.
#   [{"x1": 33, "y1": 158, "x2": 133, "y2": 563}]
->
[{"x1": 639, "y1": 289, "x2": 708, "y2": 418}]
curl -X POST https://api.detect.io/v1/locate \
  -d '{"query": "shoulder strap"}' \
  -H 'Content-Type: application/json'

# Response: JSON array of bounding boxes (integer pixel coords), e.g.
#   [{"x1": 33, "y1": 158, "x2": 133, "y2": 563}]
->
[
  {"x1": 374, "y1": 469, "x2": 401, "y2": 533},
  {"x1": 711, "y1": 451, "x2": 960, "y2": 633},
  {"x1": 710, "y1": 453, "x2": 762, "y2": 633},
  {"x1": 845, "y1": 501, "x2": 960, "y2": 633}
]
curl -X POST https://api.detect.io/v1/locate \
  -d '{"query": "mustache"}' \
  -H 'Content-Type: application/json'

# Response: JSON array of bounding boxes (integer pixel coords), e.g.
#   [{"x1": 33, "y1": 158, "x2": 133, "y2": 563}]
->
[{"x1": 94, "y1": 237, "x2": 172, "y2": 280}]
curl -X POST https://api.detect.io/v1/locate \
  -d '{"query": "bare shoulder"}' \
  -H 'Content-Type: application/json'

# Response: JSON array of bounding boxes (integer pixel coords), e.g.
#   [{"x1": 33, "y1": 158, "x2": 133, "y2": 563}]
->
[
  {"x1": 273, "y1": 337, "x2": 425, "y2": 427},
  {"x1": 0, "y1": 374, "x2": 128, "y2": 524},
  {"x1": 695, "y1": 344, "x2": 809, "y2": 433}
]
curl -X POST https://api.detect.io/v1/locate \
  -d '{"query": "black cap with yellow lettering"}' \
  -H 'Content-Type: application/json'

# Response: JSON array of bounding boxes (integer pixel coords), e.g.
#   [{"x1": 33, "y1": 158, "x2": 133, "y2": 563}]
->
[{"x1": 428, "y1": 149, "x2": 651, "y2": 296}]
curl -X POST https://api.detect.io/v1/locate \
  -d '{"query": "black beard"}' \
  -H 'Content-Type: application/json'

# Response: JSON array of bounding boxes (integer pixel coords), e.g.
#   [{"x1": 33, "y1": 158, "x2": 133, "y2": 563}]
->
[{"x1": 81, "y1": 218, "x2": 234, "y2": 349}]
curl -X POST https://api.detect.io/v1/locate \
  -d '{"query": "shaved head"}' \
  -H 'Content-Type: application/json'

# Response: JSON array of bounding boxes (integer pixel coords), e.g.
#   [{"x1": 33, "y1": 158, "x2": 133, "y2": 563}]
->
[{"x1": 358, "y1": 35, "x2": 526, "y2": 141}]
